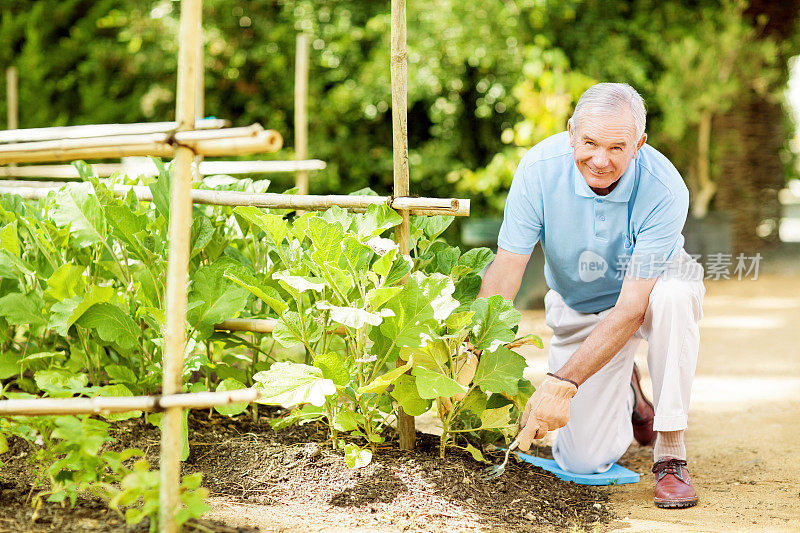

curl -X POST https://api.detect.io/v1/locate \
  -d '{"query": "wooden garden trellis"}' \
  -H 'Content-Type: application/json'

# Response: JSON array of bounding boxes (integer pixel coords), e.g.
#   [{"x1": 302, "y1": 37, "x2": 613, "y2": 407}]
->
[{"x1": 0, "y1": 0, "x2": 469, "y2": 530}]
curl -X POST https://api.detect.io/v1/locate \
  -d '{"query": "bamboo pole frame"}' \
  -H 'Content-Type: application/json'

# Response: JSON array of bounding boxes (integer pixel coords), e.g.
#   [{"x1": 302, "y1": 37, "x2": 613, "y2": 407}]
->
[
  {"x1": 391, "y1": 0, "x2": 415, "y2": 451},
  {"x1": 295, "y1": 34, "x2": 310, "y2": 196},
  {"x1": 0, "y1": 159, "x2": 326, "y2": 179},
  {"x1": 0, "y1": 126, "x2": 283, "y2": 164},
  {"x1": 160, "y1": 1, "x2": 201, "y2": 531},
  {"x1": 0, "y1": 118, "x2": 229, "y2": 144},
  {"x1": 0, "y1": 389, "x2": 258, "y2": 417},
  {"x1": 0, "y1": 183, "x2": 470, "y2": 216}
]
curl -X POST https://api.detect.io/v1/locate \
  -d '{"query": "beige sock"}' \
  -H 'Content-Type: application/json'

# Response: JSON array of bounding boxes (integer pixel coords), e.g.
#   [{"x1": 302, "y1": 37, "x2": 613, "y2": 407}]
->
[{"x1": 654, "y1": 430, "x2": 686, "y2": 462}]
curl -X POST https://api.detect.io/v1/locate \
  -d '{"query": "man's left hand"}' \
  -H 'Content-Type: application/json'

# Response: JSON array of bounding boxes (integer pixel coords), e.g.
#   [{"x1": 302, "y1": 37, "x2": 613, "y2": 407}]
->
[{"x1": 517, "y1": 375, "x2": 578, "y2": 452}]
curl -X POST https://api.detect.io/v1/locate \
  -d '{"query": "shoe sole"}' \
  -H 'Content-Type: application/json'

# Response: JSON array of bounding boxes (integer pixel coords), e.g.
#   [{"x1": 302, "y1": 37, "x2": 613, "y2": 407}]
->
[{"x1": 654, "y1": 497, "x2": 699, "y2": 509}]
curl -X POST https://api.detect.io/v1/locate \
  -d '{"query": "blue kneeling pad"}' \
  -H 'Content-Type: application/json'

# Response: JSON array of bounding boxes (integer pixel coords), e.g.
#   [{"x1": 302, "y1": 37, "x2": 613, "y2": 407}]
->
[{"x1": 516, "y1": 452, "x2": 640, "y2": 486}]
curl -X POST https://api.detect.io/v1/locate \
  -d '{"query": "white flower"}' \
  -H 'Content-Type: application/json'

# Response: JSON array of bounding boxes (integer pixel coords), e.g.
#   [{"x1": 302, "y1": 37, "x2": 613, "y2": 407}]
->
[{"x1": 366, "y1": 236, "x2": 398, "y2": 256}]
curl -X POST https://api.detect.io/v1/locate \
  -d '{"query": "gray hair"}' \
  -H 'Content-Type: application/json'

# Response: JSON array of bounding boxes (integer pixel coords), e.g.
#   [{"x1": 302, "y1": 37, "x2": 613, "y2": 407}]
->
[{"x1": 569, "y1": 83, "x2": 647, "y2": 139}]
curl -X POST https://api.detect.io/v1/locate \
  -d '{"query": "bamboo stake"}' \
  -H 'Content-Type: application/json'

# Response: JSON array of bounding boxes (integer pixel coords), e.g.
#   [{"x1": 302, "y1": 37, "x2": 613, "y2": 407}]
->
[
  {"x1": 0, "y1": 159, "x2": 326, "y2": 179},
  {"x1": 215, "y1": 318, "x2": 347, "y2": 335},
  {"x1": 0, "y1": 389, "x2": 258, "y2": 417},
  {"x1": 161, "y1": 1, "x2": 201, "y2": 531},
  {"x1": 0, "y1": 183, "x2": 470, "y2": 216},
  {"x1": 0, "y1": 118, "x2": 229, "y2": 144},
  {"x1": 6, "y1": 67, "x2": 17, "y2": 131},
  {"x1": 295, "y1": 34, "x2": 310, "y2": 196},
  {"x1": 391, "y1": 0, "x2": 415, "y2": 451}
]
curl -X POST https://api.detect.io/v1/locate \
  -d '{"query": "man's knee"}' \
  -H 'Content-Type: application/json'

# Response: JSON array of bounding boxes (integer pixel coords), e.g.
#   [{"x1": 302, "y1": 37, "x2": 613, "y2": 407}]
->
[{"x1": 647, "y1": 278, "x2": 703, "y2": 321}]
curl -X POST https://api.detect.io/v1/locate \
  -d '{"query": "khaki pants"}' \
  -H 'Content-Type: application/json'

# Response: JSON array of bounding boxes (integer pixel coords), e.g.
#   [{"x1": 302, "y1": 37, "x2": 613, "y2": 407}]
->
[{"x1": 546, "y1": 250, "x2": 705, "y2": 474}]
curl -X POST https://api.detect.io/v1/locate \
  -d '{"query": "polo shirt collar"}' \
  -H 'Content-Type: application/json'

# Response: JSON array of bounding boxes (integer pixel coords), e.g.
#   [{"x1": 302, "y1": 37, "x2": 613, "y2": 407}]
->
[{"x1": 572, "y1": 157, "x2": 636, "y2": 203}]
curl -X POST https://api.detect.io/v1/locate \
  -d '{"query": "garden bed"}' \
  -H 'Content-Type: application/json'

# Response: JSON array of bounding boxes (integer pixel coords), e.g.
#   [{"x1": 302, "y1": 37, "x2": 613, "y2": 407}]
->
[{"x1": 0, "y1": 409, "x2": 612, "y2": 532}]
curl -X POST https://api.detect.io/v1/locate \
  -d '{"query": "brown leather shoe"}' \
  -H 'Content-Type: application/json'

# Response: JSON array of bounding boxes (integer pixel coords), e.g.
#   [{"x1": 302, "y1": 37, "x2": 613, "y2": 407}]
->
[
  {"x1": 653, "y1": 458, "x2": 699, "y2": 508},
  {"x1": 631, "y1": 363, "x2": 656, "y2": 446}
]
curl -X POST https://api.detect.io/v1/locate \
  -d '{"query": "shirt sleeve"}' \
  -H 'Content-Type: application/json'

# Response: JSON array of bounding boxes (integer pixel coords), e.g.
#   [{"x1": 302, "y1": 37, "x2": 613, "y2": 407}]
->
[
  {"x1": 627, "y1": 188, "x2": 689, "y2": 279},
  {"x1": 497, "y1": 158, "x2": 542, "y2": 255}
]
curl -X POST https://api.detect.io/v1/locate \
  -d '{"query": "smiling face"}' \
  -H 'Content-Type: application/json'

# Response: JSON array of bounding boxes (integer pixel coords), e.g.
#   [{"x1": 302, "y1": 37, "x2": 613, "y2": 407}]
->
[{"x1": 568, "y1": 111, "x2": 647, "y2": 195}]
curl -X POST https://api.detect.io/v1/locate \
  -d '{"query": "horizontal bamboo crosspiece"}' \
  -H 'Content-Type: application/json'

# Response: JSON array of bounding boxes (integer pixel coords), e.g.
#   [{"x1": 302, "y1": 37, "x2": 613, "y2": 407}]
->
[
  {"x1": 215, "y1": 318, "x2": 347, "y2": 335},
  {"x1": 0, "y1": 125, "x2": 282, "y2": 164},
  {"x1": 0, "y1": 118, "x2": 230, "y2": 144},
  {"x1": 0, "y1": 389, "x2": 259, "y2": 417},
  {"x1": 0, "y1": 159, "x2": 327, "y2": 179},
  {"x1": 0, "y1": 182, "x2": 470, "y2": 216}
]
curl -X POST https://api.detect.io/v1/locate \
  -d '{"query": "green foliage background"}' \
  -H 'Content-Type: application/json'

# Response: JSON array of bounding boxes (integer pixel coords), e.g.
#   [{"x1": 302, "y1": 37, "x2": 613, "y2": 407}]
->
[{"x1": 1, "y1": 0, "x2": 798, "y2": 217}]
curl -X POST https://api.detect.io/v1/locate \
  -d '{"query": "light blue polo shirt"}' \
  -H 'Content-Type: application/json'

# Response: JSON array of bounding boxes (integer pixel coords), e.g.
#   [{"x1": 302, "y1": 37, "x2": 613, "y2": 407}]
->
[{"x1": 497, "y1": 131, "x2": 689, "y2": 313}]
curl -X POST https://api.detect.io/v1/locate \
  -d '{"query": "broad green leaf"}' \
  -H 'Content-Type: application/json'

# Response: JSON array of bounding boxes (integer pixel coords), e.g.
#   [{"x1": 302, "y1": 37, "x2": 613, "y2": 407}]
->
[
  {"x1": 0, "y1": 221, "x2": 20, "y2": 257},
  {"x1": 273, "y1": 272, "x2": 326, "y2": 299},
  {"x1": 34, "y1": 369, "x2": 89, "y2": 398},
  {"x1": 459, "y1": 388, "x2": 488, "y2": 417},
  {"x1": 354, "y1": 204, "x2": 403, "y2": 237},
  {"x1": 320, "y1": 205, "x2": 353, "y2": 232},
  {"x1": 0, "y1": 352, "x2": 22, "y2": 380},
  {"x1": 224, "y1": 268, "x2": 288, "y2": 315},
  {"x1": 214, "y1": 378, "x2": 249, "y2": 416},
  {"x1": 306, "y1": 217, "x2": 344, "y2": 265},
  {"x1": 427, "y1": 245, "x2": 460, "y2": 276},
  {"x1": 254, "y1": 362, "x2": 336, "y2": 407},
  {"x1": 188, "y1": 258, "x2": 249, "y2": 338},
  {"x1": 371, "y1": 247, "x2": 397, "y2": 278},
  {"x1": 479, "y1": 404, "x2": 514, "y2": 430},
  {"x1": 411, "y1": 366, "x2": 467, "y2": 399},
  {"x1": 49, "y1": 285, "x2": 115, "y2": 336},
  {"x1": 446, "y1": 310, "x2": 475, "y2": 332},
  {"x1": 391, "y1": 374, "x2": 432, "y2": 416},
  {"x1": 0, "y1": 433, "x2": 7, "y2": 455},
  {"x1": 233, "y1": 206, "x2": 289, "y2": 245},
  {"x1": 44, "y1": 264, "x2": 85, "y2": 302},
  {"x1": 149, "y1": 158, "x2": 171, "y2": 220},
  {"x1": 473, "y1": 347, "x2": 526, "y2": 395},
  {"x1": 314, "y1": 352, "x2": 351, "y2": 387},
  {"x1": 415, "y1": 215, "x2": 454, "y2": 240},
  {"x1": 76, "y1": 303, "x2": 140, "y2": 352},
  {"x1": 0, "y1": 292, "x2": 47, "y2": 328},
  {"x1": 98, "y1": 384, "x2": 140, "y2": 421},
  {"x1": 344, "y1": 443, "x2": 372, "y2": 469},
  {"x1": 366, "y1": 286, "x2": 402, "y2": 310},
  {"x1": 401, "y1": 338, "x2": 450, "y2": 372},
  {"x1": 357, "y1": 356, "x2": 412, "y2": 395},
  {"x1": 190, "y1": 216, "x2": 214, "y2": 258},
  {"x1": 272, "y1": 311, "x2": 321, "y2": 348},
  {"x1": 340, "y1": 235, "x2": 373, "y2": 272},
  {"x1": 458, "y1": 248, "x2": 494, "y2": 272},
  {"x1": 380, "y1": 272, "x2": 456, "y2": 353},
  {"x1": 465, "y1": 443, "x2": 487, "y2": 463},
  {"x1": 333, "y1": 410, "x2": 358, "y2": 432},
  {"x1": 470, "y1": 295, "x2": 521, "y2": 351},
  {"x1": 317, "y1": 302, "x2": 391, "y2": 329},
  {"x1": 454, "y1": 274, "x2": 482, "y2": 310},
  {"x1": 384, "y1": 253, "x2": 414, "y2": 286},
  {"x1": 50, "y1": 183, "x2": 107, "y2": 246},
  {"x1": 105, "y1": 204, "x2": 149, "y2": 257},
  {"x1": 507, "y1": 334, "x2": 544, "y2": 350},
  {"x1": 106, "y1": 364, "x2": 137, "y2": 385}
]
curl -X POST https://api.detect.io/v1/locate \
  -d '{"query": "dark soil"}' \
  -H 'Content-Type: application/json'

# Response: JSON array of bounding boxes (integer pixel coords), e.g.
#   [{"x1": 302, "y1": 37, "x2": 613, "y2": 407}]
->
[{"x1": 0, "y1": 408, "x2": 614, "y2": 532}]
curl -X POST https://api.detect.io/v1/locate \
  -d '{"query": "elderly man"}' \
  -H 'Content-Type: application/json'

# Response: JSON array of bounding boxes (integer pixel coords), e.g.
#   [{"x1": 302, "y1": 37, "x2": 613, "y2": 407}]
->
[{"x1": 477, "y1": 83, "x2": 705, "y2": 508}]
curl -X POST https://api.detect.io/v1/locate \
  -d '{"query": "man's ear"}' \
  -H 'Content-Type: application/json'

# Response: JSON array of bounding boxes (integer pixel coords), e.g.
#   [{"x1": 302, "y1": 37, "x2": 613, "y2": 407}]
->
[
  {"x1": 568, "y1": 121, "x2": 576, "y2": 147},
  {"x1": 635, "y1": 133, "x2": 647, "y2": 154}
]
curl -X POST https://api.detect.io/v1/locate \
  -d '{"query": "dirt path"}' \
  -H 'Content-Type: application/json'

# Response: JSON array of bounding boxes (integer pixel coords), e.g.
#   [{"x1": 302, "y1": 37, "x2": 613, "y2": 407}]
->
[{"x1": 515, "y1": 274, "x2": 800, "y2": 532}]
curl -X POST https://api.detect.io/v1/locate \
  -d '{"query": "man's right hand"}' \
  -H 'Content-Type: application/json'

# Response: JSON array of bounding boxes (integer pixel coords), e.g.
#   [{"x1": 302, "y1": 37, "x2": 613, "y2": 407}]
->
[{"x1": 517, "y1": 375, "x2": 578, "y2": 452}]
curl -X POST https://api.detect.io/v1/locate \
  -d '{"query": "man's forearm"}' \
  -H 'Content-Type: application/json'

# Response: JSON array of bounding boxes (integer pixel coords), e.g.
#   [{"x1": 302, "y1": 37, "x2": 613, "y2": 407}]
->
[
  {"x1": 553, "y1": 308, "x2": 644, "y2": 386},
  {"x1": 478, "y1": 258, "x2": 524, "y2": 301}
]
